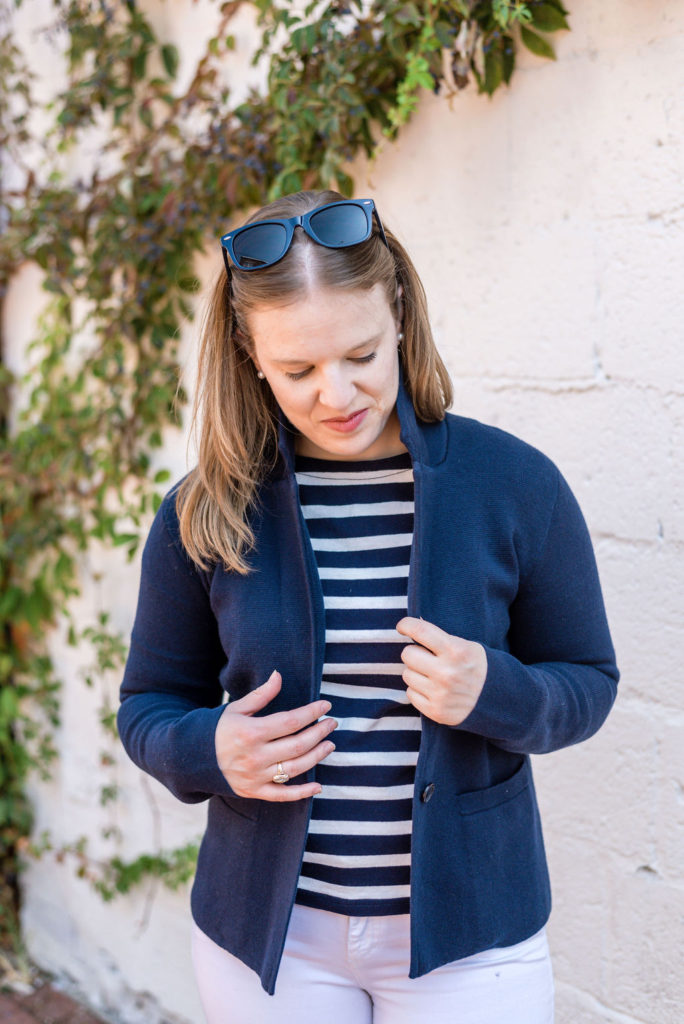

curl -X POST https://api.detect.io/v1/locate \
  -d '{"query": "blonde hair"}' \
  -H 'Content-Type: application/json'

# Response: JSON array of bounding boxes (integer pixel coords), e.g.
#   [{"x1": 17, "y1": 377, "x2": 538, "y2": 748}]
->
[{"x1": 177, "y1": 190, "x2": 452, "y2": 573}]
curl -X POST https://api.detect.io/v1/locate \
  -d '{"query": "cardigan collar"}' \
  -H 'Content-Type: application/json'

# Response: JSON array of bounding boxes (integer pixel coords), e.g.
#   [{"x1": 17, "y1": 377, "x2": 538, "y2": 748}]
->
[{"x1": 274, "y1": 374, "x2": 448, "y2": 478}]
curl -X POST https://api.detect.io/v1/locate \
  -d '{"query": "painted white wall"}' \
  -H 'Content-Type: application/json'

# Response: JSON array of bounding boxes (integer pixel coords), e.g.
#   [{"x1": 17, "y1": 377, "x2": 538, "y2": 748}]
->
[{"x1": 6, "y1": 1, "x2": 683, "y2": 1022}]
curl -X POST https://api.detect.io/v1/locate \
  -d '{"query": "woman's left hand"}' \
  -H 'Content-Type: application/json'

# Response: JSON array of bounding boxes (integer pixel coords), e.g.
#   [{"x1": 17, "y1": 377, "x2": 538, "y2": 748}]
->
[{"x1": 396, "y1": 617, "x2": 488, "y2": 726}]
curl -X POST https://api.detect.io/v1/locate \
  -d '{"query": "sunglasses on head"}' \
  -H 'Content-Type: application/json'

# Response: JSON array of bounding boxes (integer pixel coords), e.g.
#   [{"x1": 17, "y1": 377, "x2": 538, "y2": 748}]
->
[{"x1": 220, "y1": 198, "x2": 389, "y2": 274}]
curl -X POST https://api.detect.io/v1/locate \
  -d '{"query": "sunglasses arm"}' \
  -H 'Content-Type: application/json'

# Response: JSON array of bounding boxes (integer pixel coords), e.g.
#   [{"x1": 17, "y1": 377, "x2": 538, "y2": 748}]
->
[
  {"x1": 221, "y1": 245, "x2": 234, "y2": 286},
  {"x1": 373, "y1": 209, "x2": 390, "y2": 251}
]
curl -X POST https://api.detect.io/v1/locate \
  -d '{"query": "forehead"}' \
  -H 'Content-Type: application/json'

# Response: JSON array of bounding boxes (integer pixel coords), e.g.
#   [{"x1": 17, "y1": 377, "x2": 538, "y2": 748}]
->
[{"x1": 247, "y1": 283, "x2": 394, "y2": 357}]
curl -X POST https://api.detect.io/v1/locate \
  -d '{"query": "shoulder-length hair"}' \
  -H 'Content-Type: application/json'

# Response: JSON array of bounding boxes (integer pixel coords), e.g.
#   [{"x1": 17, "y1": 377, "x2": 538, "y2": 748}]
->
[{"x1": 176, "y1": 189, "x2": 452, "y2": 573}]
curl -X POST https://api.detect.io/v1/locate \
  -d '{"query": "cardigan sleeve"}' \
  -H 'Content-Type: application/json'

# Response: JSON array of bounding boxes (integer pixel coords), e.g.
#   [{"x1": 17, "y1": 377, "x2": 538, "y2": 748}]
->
[
  {"x1": 459, "y1": 468, "x2": 619, "y2": 754},
  {"x1": 117, "y1": 496, "x2": 236, "y2": 803}
]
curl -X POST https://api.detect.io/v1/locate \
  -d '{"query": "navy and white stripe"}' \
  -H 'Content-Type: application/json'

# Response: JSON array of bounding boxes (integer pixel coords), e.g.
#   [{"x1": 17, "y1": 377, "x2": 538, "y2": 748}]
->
[{"x1": 294, "y1": 452, "x2": 419, "y2": 916}]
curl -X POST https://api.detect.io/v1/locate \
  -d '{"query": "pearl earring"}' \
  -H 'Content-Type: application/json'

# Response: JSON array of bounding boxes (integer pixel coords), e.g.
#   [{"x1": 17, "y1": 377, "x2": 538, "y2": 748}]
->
[
  {"x1": 257, "y1": 370, "x2": 265, "y2": 379},
  {"x1": 397, "y1": 331, "x2": 404, "y2": 345}
]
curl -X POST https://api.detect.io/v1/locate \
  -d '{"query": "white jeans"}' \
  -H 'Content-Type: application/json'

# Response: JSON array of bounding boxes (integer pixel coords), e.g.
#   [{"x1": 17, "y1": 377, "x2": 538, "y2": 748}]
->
[{"x1": 191, "y1": 904, "x2": 554, "y2": 1024}]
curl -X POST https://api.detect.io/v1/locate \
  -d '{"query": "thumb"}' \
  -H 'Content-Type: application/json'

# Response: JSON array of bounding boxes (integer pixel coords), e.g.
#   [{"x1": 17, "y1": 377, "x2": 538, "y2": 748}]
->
[{"x1": 230, "y1": 670, "x2": 282, "y2": 716}]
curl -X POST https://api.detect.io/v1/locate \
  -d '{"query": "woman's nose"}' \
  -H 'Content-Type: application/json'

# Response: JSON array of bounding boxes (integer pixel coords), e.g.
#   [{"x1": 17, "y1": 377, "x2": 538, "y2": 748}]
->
[{"x1": 317, "y1": 367, "x2": 356, "y2": 410}]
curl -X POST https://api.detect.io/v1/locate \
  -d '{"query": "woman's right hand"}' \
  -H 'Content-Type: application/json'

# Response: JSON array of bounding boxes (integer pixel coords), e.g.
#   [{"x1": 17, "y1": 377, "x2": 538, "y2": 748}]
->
[{"x1": 214, "y1": 670, "x2": 337, "y2": 801}]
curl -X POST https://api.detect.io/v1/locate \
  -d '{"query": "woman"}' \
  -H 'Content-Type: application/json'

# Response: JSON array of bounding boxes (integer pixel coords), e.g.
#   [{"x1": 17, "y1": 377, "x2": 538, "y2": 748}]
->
[{"x1": 118, "y1": 191, "x2": 619, "y2": 1024}]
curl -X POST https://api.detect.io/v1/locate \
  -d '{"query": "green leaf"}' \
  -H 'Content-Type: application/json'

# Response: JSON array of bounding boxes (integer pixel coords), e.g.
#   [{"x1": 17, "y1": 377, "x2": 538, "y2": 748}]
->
[
  {"x1": 177, "y1": 275, "x2": 200, "y2": 293},
  {"x1": 138, "y1": 104, "x2": 154, "y2": 129},
  {"x1": 416, "y1": 69, "x2": 436, "y2": 91},
  {"x1": 483, "y1": 43, "x2": 504, "y2": 95},
  {"x1": 0, "y1": 687, "x2": 19, "y2": 721},
  {"x1": 335, "y1": 170, "x2": 354, "y2": 198},
  {"x1": 502, "y1": 35, "x2": 515, "y2": 83},
  {"x1": 132, "y1": 49, "x2": 148, "y2": 81},
  {"x1": 0, "y1": 587, "x2": 22, "y2": 618},
  {"x1": 434, "y1": 20, "x2": 454, "y2": 48},
  {"x1": 544, "y1": 0, "x2": 570, "y2": 13},
  {"x1": 291, "y1": 24, "x2": 317, "y2": 54},
  {"x1": 520, "y1": 25, "x2": 556, "y2": 60},
  {"x1": 394, "y1": 4, "x2": 421, "y2": 26},
  {"x1": 113, "y1": 533, "x2": 139, "y2": 548},
  {"x1": 529, "y1": 3, "x2": 569, "y2": 32},
  {"x1": 161, "y1": 44, "x2": 179, "y2": 80}
]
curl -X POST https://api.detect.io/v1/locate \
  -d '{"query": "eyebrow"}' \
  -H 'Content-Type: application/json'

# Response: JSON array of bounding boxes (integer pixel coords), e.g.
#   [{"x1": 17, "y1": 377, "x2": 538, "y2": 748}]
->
[{"x1": 274, "y1": 336, "x2": 381, "y2": 367}]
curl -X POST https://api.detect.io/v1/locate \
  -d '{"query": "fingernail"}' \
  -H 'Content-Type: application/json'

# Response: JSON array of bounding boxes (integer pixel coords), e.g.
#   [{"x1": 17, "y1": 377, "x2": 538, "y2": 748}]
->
[{"x1": 322, "y1": 701, "x2": 332, "y2": 713}]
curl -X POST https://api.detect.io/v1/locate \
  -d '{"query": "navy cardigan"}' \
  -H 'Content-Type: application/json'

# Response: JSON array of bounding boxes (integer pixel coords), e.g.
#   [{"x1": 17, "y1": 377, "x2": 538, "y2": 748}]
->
[{"x1": 118, "y1": 380, "x2": 618, "y2": 994}]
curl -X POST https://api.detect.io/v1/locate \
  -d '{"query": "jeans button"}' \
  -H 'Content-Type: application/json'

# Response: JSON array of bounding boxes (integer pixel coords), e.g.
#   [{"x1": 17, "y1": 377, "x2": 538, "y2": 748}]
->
[{"x1": 421, "y1": 783, "x2": 435, "y2": 803}]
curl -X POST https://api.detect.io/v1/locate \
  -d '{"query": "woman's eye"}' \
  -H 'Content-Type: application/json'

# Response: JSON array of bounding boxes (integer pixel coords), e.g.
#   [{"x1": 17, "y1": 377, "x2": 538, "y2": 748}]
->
[{"x1": 285, "y1": 352, "x2": 375, "y2": 381}]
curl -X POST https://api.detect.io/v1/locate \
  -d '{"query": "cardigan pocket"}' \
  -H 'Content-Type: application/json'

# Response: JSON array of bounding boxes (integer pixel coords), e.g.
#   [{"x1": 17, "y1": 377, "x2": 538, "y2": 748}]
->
[
  {"x1": 456, "y1": 757, "x2": 530, "y2": 816},
  {"x1": 452, "y1": 756, "x2": 549, "y2": 944}
]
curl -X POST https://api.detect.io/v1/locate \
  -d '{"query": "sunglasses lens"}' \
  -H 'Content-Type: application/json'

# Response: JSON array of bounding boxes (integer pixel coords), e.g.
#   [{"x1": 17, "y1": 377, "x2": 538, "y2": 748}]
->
[
  {"x1": 309, "y1": 203, "x2": 370, "y2": 247},
  {"x1": 233, "y1": 222, "x2": 288, "y2": 269}
]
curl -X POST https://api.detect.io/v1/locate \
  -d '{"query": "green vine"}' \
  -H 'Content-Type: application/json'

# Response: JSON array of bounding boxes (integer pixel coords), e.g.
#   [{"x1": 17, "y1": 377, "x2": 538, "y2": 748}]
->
[{"x1": 0, "y1": 0, "x2": 569, "y2": 949}]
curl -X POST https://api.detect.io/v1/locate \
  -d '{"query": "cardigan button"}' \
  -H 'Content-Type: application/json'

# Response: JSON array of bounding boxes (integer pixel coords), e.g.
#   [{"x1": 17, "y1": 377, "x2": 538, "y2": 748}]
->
[{"x1": 420, "y1": 783, "x2": 435, "y2": 803}]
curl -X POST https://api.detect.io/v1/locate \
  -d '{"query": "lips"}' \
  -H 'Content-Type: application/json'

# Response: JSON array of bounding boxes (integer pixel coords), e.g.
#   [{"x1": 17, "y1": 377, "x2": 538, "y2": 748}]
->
[{"x1": 322, "y1": 408, "x2": 368, "y2": 433}]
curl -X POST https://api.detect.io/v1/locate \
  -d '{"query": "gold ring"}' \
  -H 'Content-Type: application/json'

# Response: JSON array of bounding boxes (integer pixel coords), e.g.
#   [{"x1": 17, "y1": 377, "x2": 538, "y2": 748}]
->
[{"x1": 272, "y1": 762, "x2": 289, "y2": 784}]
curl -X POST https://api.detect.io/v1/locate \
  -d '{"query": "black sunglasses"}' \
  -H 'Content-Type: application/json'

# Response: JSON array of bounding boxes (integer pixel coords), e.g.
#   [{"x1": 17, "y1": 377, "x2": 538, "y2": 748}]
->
[{"x1": 220, "y1": 198, "x2": 389, "y2": 274}]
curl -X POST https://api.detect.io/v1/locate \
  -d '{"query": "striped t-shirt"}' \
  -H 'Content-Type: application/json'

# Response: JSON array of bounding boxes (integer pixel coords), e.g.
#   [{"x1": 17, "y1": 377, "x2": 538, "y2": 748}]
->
[{"x1": 294, "y1": 451, "x2": 420, "y2": 916}]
